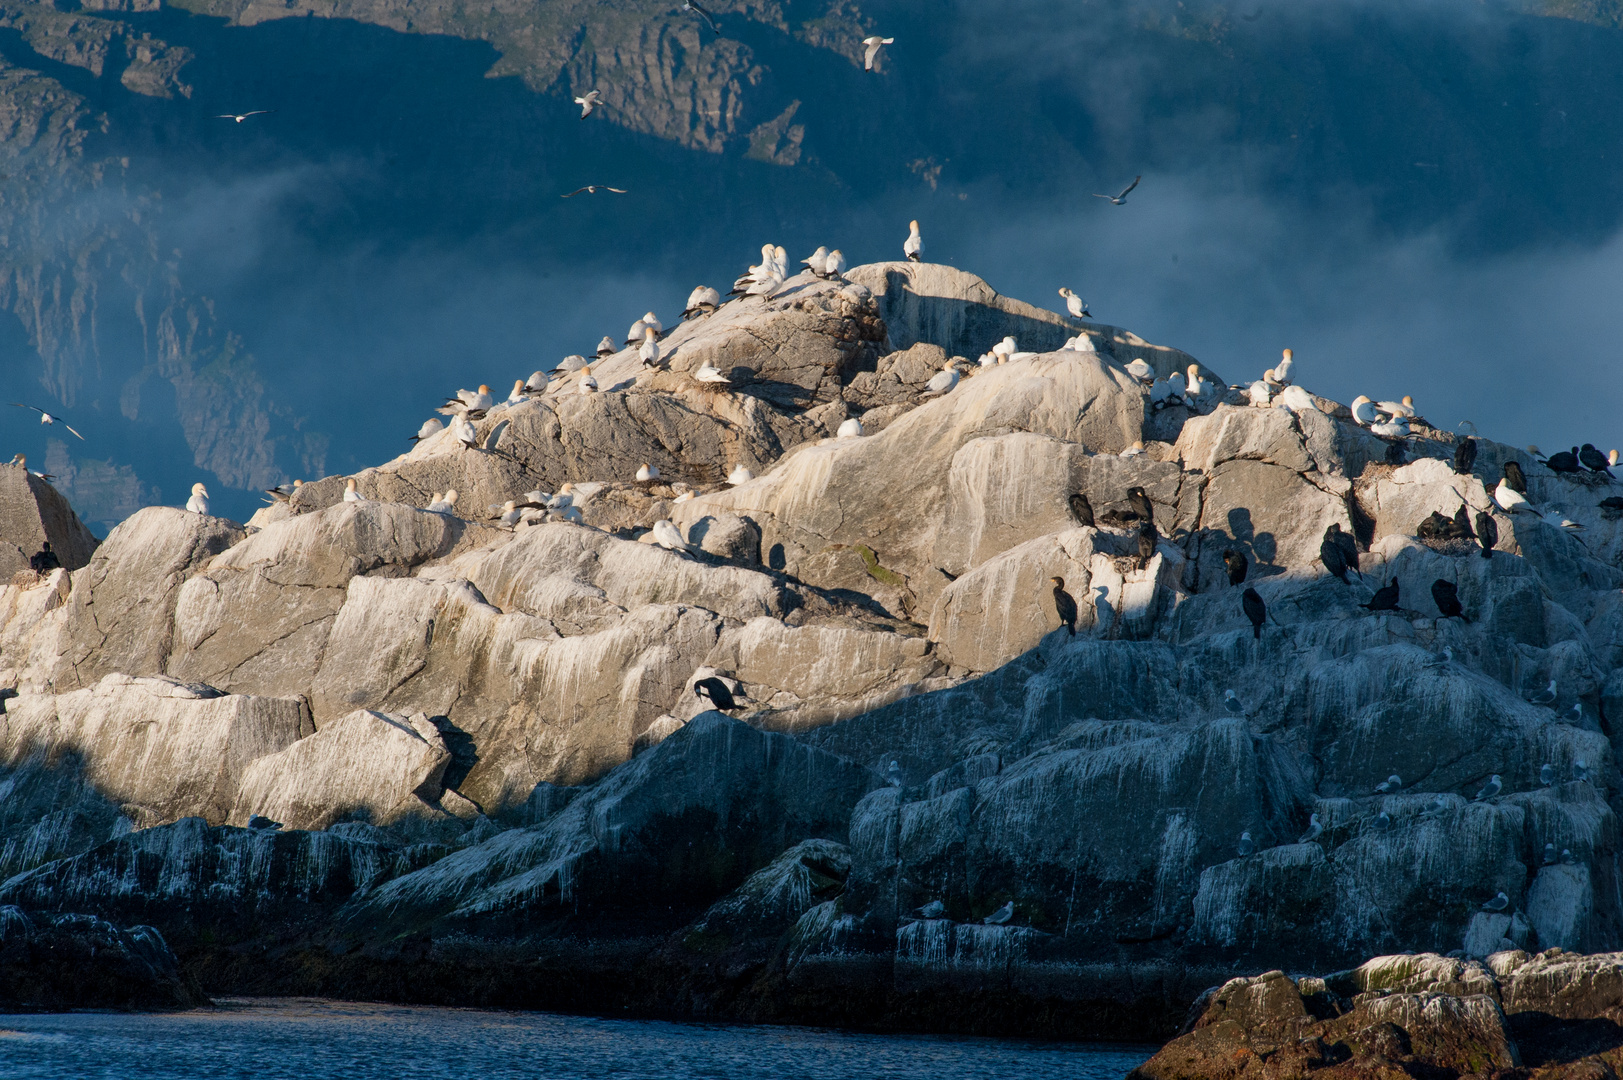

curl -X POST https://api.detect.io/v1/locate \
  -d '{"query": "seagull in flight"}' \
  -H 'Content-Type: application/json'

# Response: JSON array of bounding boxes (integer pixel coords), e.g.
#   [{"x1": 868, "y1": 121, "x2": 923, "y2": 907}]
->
[
  {"x1": 863, "y1": 36, "x2": 894, "y2": 72},
  {"x1": 11, "y1": 403, "x2": 84, "y2": 440},
  {"x1": 1093, "y1": 175, "x2": 1142, "y2": 204},
  {"x1": 575, "y1": 90, "x2": 603, "y2": 119},
  {"x1": 562, "y1": 185, "x2": 627, "y2": 197},
  {"x1": 682, "y1": 0, "x2": 720, "y2": 34},
  {"x1": 217, "y1": 110, "x2": 274, "y2": 123}
]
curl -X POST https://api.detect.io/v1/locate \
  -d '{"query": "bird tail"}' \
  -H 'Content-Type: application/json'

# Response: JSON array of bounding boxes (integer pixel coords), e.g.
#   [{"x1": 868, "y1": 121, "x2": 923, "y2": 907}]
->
[{"x1": 1252, "y1": 623, "x2": 1262, "y2": 640}]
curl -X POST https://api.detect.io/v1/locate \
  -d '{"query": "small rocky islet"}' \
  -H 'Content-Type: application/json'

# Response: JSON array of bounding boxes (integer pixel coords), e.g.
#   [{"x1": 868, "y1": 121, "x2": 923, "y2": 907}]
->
[{"x1": 4, "y1": 261, "x2": 1623, "y2": 1069}]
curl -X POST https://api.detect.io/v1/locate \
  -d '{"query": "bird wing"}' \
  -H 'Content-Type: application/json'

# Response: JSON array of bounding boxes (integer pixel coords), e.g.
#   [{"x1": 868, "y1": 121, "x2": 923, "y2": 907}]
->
[
  {"x1": 10, "y1": 403, "x2": 44, "y2": 415},
  {"x1": 689, "y1": 2, "x2": 720, "y2": 33},
  {"x1": 605, "y1": 187, "x2": 628, "y2": 193},
  {"x1": 62, "y1": 421, "x2": 85, "y2": 440},
  {"x1": 1118, "y1": 175, "x2": 1143, "y2": 199},
  {"x1": 863, "y1": 39, "x2": 882, "y2": 66},
  {"x1": 562, "y1": 187, "x2": 590, "y2": 197},
  {"x1": 1090, "y1": 193, "x2": 1114, "y2": 200}
]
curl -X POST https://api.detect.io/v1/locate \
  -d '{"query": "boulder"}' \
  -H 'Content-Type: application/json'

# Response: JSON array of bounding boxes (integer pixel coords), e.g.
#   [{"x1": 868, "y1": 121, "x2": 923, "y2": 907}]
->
[
  {"x1": 0, "y1": 907, "x2": 205, "y2": 1010},
  {"x1": 0, "y1": 462, "x2": 98, "y2": 579}
]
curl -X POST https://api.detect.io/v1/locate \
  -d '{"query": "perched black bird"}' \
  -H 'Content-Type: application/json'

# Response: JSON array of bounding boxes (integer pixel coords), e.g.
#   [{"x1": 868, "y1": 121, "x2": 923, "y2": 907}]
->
[
  {"x1": 1069, "y1": 492, "x2": 1095, "y2": 527},
  {"x1": 1475, "y1": 511, "x2": 1498, "y2": 558},
  {"x1": 1447, "y1": 505, "x2": 1475, "y2": 541},
  {"x1": 28, "y1": 541, "x2": 59, "y2": 573},
  {"x1": 1223, "y1": 549, "x2": 1248, "y2": 586},
  {"x1": 1600, "y1": 496, "x2": 1623, "y2": 521},
  {"x1": 694, "y1": 677, "x2": 740, "y2": 712},
  {"x1": 1504, "y1": 460, "x2": 1528, "y2": 494},
  {"x1": 1363, "y1": 581, "x2": 1400, "y2": 611},
  {"x1": 1138, "y1": 521, "x2": 1158, "y2": 569},
  {"x1": 1319, "y1": 535, "x2": 1349, "y2": 583},
  {"x1": 247, "y1": 814, "x2": 282, "y2": 830},
  {"x1": 1126, "y1": 486, "x2": 1154, "y2": 523},
  {"x1": 1325, "y1": 522, "x2": 1359, "y2": 571},
  {"x1": 1580, "y1": 443, "x2": 1614, "y2": 477},
  {"x1": 1547, "y1": 447, "x2": 1581, "y2": 473},
  {"x1": 1051, "y1": 576, "x2": 1078, "y2": 635},
  {"x1": 1432, "y1": 578, "x2": 1464, "y2": 619},
  {"x1": 1416, "y1": 511, "x2": 1451, "y2": 541},
  {"x1": 1241, "y1": 588, "x2": 1267, "y2": 639},
  {"x1": 1453, "y1": 437, "x2": 1477, "y2": 476}
]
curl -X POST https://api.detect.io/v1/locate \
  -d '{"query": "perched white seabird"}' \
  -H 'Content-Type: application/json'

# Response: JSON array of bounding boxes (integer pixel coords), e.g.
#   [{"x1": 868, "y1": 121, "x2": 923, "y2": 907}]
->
[
  {"x1": 1375, "y1": 395, "x2": 1416, "y2": 419},
  {"x1": 920, "y1": 364, "x2": 959, "y2": 398},
  {"x1": 1369, "y1": 417, "x2": 1410, "y2": 439},
  {"x1": 575, "y1": 89, "x2": 603, "y2": 118},
  {"x1": 503, "y1": 379, "x2": 527, "y2": 406},
  {"x1": 863, "y1": 35, "x2": 894, "y2": 71},
  {"x1": 525, "y1": 370, "x2": 550, "y2": 393},
  {"x1": 625, "y1": 318, "x2": 648, "y2": 345},
  {"x1": 693, "y1": 362, "x2": 731, "y2": 384},
  {"x1": 1540, "y1": 508, "x2": 1585, "y2": 531},
  {"x1": 440, "y1": 385, "x2": 494, "y2": 417},
  {"x1": 343, "y1": 478, "x2": 366, "y2": 503},
  {"x1": 578, "y1": 366, "x2": 598, "y2": 394},
  {"x1": 1167, "y1": 370, "x2": 1187, "y2": 398},
  {"x1": 494, "y1": 500, "x2": 523, "y2": 528},
  {"x1": 1474, "y1": 774, "x2": 1503, "y2": 800},
  {"x1": 822, "y1": 249, "x2": 847, "y2": 278},
  {"x1": 450, "y1": 414, "x2": 479, "y2": 449},
  {"x1": 1482, "y1": 891, "x2": 1510, "y2": 912},
  {"x1": 10, "y1": 404, "x2": 85, "y2": 440},
  {"x1": 1067, "y1": 334, "x2": 1099, "y2": 354},
  {"x1": 682, "y1": 286, "x2": 722, "y2": 319},
  {"x1": 801, "y1": 246, "x2": 830, "y2": 275},
  {"x1": 1298, "y1": 813, "x2": 1323, "y2": 843},
  {"x1": 992, "y1": 336, "x2": 1017, "y2": 360},
  {"x1": 1184, "y1": 364, "x2": 1212, "y2": 404},
  {"x1": 1494, "y1": 479, "x2": 1538, "y2": 515},
  {"x1": 743, "y1": 271, "x2": 783, "y2": 298},
  {"x1": 1247, "y1": 380, "x2": 1272, "y2": 407},
  {"x1": 1057, "y1": 287, "x2": 1091, "y2": 319},
  {"x1": 596, "y1": 337, "x2": 617, "y2": 359},
  {"x1": 727, "y1": 464, "x2": 754, "y2": 485},
  {"x1": 409, "y1": 418, "x2": 442, "y2": 443},
  {"x1": 1350, "y1": 395, "x2": 1379, "y2": 425},
  {"x1": 639, "y1": 326, "x2": 662, "y2": 367},
  {"x1": 982, "y1": 901, "x2": 1014, "y2": 926},
  {"x1": 636, "y1": 463, "x2": 660, "y2": 482},
  {"x1": 1277, "y1": 385, "x2": 1320, "y2": 412},
  {"x1": 1150, "y1": 377, "x2": 1175, "y2": 408},
  {"x1": 903, "y1": 219, "x2": 923, "y2": 262},
  {"x1": 1236, "y1": 832, "x2": 1256, "y2": 856},
  {"x1": 652, "y1": 519, "x2": 696, "y2": 553},
  {"x1": 674, "y1": 489, "x2": 695, "y2": 503},
  {"x1": 426, "y1": 489, "x2": 459, "y2": 514},
  {"x1": 1270, "y1": 349, "x2": 1294, "y2": 385},
  {"x1": 185, "y1": 483, "x2": 210, "y2": 515},
  {"x1": 1374, "y1": 774, "x2": 1401, "y2": 794},
  {"x1": 977, "y1": 352, "x2": 997, "y2": 367},
  {"x1": 837, "y1": 417, "x2": 864, "y2": 438},
  {"x1": 1125, "y1": 357, "x2": 1155, "y2": 384},
  {"x1": 1119, "y1": 440, "x2": 1145, "y2": 458}
]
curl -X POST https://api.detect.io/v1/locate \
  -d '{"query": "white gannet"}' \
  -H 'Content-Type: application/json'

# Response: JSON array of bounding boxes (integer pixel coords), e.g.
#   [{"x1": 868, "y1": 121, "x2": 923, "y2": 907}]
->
[
  {"x1": 1057, "y1": 288, "x2": 1092, "y2": 319},
  {"x1": 977, "y1": 352, "x2": 997, "y2": 367},
  {"x1": 743, "y1": 271, "x2": 782, "y2": 298},
  {"x1": 1119, "y1": 440, "x2": 1144, "y2": 458},
  {"x1": 652, "y1": 519, "x2": 696, "y2": 553},
  {"x1": 642, "y1": 311, "x2": 663, "y2": 334},
  {"x1": 1068, "y1": 334, "x2": 1099, "y2": 354},
  {"x1": 1276, "y1": 385, "x2": 1319, "y2": 412},
  {"x1": 639, "y1": 326, "x2": 662, "y2": 367},
  {"x1": 822, "y1": 249, "x2": 847, "y2": 278},
  {"x1": 494, "y1": 500, "x2": 523, "y2": 528},
  {"x1": 1125, "y1": 357, "x2": 1155, "y2": 383},
  {"x1": 1369, "y1": 417, "x2": 1409, "y2": 439},
  {"x1": 502, "y1": 379, "x2": 527, "y2": 406},
  {"x1": 409, "y1": 418, "x2": 442, "y2": 443},
  {"x1": 920, "y1": 364, "x2": 959, "y2": 398},
  {"x1": 674, "y1": 489, "x2": 695, "y2": 503},
  {"x1": 903, "y1": 219, "x2": 923, "y2": 262},
  {"x1": 801, "y1": 246, "x2": 831, "y2": 275},
  {"x1": 1092, "y1": 175, "x2": 1141, "y2": 204},
  {"x1": 596, "y1": 336, "x2": 617, "y2": 359},
  {"x1": 264, "y1": 479, "x2": 303, "y2": 503},
  {"x1": 636, "y1": 463, "x2": 660, "y2": 482},
  {"x1": 1184, "y1": 365, "x2": 1211, "y2": 404},
  {"x1": 343, "y1": 478, "x2": 366, "y2": 503},
  {"x1": 1494, "y1": 479, "x2": 1538, "y2": 515},
  {"x1": 1149, "y1": 377, "x2": 1175, "y2": 408},
  {"x1": 727, "y1": 464, "x2": 754, "y2": 485},
  {"x1": 185, "y1": 483, "x2": 210, "y2": 515},
  {"x1": 10, "y1": 404, "x2": 85, "y2": 440},
  {"x1": 1612, "y1": 449, "x2": 1621, "y2": 467},
  {"x1": 992, "y1": 336, "x2": 1017, "y2": 360},
  {"x1": 625, "y1": 318, "x2": 648, "y2": 345},
  {"x1": 525, "y1": 370, "x2": 550, "y2": 393},
  {"x1": 772, "y1": 245, "x2": 788, "y2": 275},
  {"x1": 216, "y1": 110, "x2": 273, "y2": 123},
  {"x1": 837, "y1": 417, "x2": 864, "y2": 438},
  {"x1": 1247, "y1": 380, "x2": 1272, "y2": 407},
  {"x1": 547, "y1": 483, "x2": 575, "y2": 509},
  {"x1": 862, "y1": 35, "x2": 894, "y2": 72},
  {"x1": 1167, "y1": 370, "x2": 1187, "y2": 398},
  {"x1": 1271, "y1": 349, "x2": 1294, "y2": 385},
  {"x1": 1375, "y1": 395, "x2": 1416, "y2": 419},
  {"x1": 561, "y1": 185, "x2": 627, "y2": 198},
  {"x1": 1007, "y1": 351, "x2": 1038, "y2": 363},
  {"x1": 683, "y1": 0, "x2": 720, "y2": 33},
  {"x1": 578, "y1": 366, "x2": 598, "y2": 394},
  {"x1": 693, "y1": 361, "x2": 731, "y2": 384},
  {"x1": 426, "y1": 489, "x2": 459, "y2": 514},
  {"x1": 450, "y1": 414, "x2": 479, "y2": 449},
  {"x1": 1350, "y1": 395, "x2": 1378, "y2": 425},
  {"x1": 574, "y1": 89, "x2": 603, "y2": 119},
  {"x1": 1540, "y1": 508, "x2": 1586, "y2": 531},
  {"x1": 682, "y1": 286, "x2": 722, "y2": 319},
  {"x1": 439, "y1": 384, "x2": 494, "y2": 417}
]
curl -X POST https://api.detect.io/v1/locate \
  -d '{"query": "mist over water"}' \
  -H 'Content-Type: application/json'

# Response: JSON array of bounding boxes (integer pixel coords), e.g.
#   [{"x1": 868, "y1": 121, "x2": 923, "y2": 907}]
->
[{"x1": 4, "y1": 0, "x2": 1621, "y2": 528}]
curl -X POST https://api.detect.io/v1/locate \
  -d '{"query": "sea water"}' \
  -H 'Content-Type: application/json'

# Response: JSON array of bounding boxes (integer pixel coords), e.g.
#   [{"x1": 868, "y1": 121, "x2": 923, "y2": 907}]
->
[{"x1": 0, "y1": 998, "x2": 1154, "y2": 1079}]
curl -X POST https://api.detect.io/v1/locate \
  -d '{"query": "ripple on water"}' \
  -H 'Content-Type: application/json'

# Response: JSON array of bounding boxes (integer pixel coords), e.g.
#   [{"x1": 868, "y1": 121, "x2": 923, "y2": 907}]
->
[{"x1": 0, "y1": 999, "x2": 1153, "y2": 1079}]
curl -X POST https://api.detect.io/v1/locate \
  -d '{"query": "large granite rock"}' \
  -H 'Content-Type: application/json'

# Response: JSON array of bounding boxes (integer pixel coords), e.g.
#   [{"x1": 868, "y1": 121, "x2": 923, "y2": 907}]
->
[{"x1": 0, "y1": 462, "x2": 98, "y2": 579}]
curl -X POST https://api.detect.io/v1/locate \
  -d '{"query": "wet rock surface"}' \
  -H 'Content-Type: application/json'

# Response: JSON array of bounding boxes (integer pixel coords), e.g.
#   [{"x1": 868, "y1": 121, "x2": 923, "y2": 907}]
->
[
  {"x1": 3, "y1": 263, "x2": 1623, "y2": 1027},
  {"x1": 0, "y1": 905, "x2": 206, "y2": 1011}
]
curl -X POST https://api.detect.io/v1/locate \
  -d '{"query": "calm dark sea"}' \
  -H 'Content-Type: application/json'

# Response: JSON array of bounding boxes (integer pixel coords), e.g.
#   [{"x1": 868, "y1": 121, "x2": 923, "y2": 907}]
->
[{"x1": 0, "y1": 998, "x2": 1154, "y2": 1079}]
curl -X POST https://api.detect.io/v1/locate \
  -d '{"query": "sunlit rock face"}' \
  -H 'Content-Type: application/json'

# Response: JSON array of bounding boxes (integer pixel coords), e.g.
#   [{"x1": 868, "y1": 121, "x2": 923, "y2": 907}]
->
[{"x1": 3, "y1": 261, "x2": 1623, "y2": 1036}]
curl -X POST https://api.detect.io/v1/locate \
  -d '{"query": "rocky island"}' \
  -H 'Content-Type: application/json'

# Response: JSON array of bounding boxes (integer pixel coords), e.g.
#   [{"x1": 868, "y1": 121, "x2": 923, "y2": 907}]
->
[{"x1": 4, "y1": 260, "x2": 1623, "y2": 1065}]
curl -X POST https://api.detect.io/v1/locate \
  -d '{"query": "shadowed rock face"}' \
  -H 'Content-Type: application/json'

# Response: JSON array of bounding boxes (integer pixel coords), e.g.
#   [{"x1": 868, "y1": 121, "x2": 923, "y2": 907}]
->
[
  {"x1": 5, "y1": 263, "x2": 1623, "y2": 1032},
  {"x1": 0, "y1": 906, "x2": 206, "y2": 1011},
  {"x1": 0, "y1": 463, "x2": 99, "y2": 578}
]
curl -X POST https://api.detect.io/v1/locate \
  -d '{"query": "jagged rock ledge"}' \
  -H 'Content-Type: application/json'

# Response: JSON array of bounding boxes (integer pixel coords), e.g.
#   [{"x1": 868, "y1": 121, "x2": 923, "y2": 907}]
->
[{"x1": 0, "y1": 906, "x2": 206, "y2": 1011}]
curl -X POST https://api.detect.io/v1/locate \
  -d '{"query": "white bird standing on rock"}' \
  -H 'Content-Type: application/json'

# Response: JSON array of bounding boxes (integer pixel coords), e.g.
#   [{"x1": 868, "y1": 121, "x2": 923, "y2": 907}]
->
[
  {"x1": 801, "y1": 246, "x2": 830, "y2": 275},
  {"x1": 642, "y1": 311, "x2": 664, "y2": 334},
  {"x1": 1494, "y1": 479, "x2": 1537, "y2": 515},
  {"x1": 636, "y1": 463, "x2": 660, "y2": 482},
  {"x1": 625, "y1": 318, "x2": 648, "y2": 345},
  {"x1": 579, "y1": 366, "x2": 598, "y2": 394},
  {"x1": 1184, "y1": 365, "x2": 1211, "y2": 405},
  {"x1": 903, "y1": 219, "x2": 923, "y2": 262},
  {"x1": 1119, "y1": 440, "x2": 1145, "y2": 458},
  {"x1": 1298, "y1": 813, "x2": 1323, "y2": 843},
  {"x1": 977, "y1": 352, "x2": 997, "y2": 367},
  {"x1": 526, "y1": 370, "x2": 551, "y2": 393},
  {"x1": 440, "y1": 385, "x2": 494, "y2": 417},
  {"x1": 863, "y1": 35, "x2": 894, "y2": 71},
  {"x1": 1475, "y1": 774, "x2": 1503, "y2": 801},
  {"x1": 683, "y1": 286, "x2": 722, "y2": 319},
  {"x1": 1266, "y1": 349, "x2": 1294, "y2": 386},
  {"x1": 837, "y1": 417, "x2": 864, "y2": 438},
  {"x1": 426, "y1": 490, "x2": 459, "y2": 514},
  {"x1": 920, "y1": 364, "x2": 959, "y2": 398},
  {"x1": 639, "y1": 326, "x2": 662, "y2": 367},
  {"x1": 409, "y1": 418, "x2": 442, "y2": 443},
  {"x1": 822, "y1": 250, "x2": 847, "y2": 278},
  {"x1": 652, "y1": 519, "x2": 696, "y2": 553},
  {"x1": 502, "y1": 380, "x2": 527, "y2": 406},
  {"x1": 344, "y1": 478, "x2": 366, "y2": 503},
  {"x1": 596, "y1": 337, "x2": 617, "y2": 359},
  {"x1": 1277, "y1": 385, "x2": 1320, "y2": 413},
  {"x1": 693, "y1": 362, "x2": 730, "y2": 385},
  {"x1": 1350, "y1": 395, "x2": 1379, "y2": 425},
  {"x1": 1058, "y1": 288, "x2": 1091, "y2": 319},
  {"x1": 450, "y1": 414, "x2": 479, "y2": 449},
  {"x1": 1369, "y1": 417, "x2": 1410, "y2": 439},
  {"x1": 1376, "y1": 396, "x2": 1417, "y2": 419},
  {"x1": 982, "y1": 901, "x2": 1014, "y2": 926},
  {"x1": 728, "y1": 464, "x2": 754, "y2": 485},
  {"x1": 185, "y1": 482, "x2": 210, "y2": 515},
  {"x1": 1247, "y1": 380, "x2": 1272, "y2": 407},
  {"x1": 1125, "y1": 357, "x2": 1155, "y2": 384}
]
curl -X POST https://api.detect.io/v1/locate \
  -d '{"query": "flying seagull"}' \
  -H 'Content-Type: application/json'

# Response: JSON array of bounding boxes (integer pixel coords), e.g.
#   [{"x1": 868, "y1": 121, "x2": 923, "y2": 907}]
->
[
  {"x1": 682, "y1": 0, "x2": 720, "y2": 34},
  {"x1": 1093, "y1": 175, "x2": 1142, "y2": 205},
  {"x1": 863, "y1": 35, "x2": 894, "y2": 72},
  {"x1": 575, "y1": 90, "x2": 603, "y2": 119},
  {"x1": 10, "y1": 404, "x2": 84, "y2": 440},
  {"x1": 217, "y1": 110, "x2": 273, "y2": 123},
  {"x1": 562, "y1": 185, "x2": 627, "y2": 197}
]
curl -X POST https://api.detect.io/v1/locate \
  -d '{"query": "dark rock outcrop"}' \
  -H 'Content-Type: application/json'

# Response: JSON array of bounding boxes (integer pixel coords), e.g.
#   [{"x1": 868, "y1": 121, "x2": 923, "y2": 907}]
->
[{"x1": 0, "y1": 905, "x2": 206, "y2": 1011}]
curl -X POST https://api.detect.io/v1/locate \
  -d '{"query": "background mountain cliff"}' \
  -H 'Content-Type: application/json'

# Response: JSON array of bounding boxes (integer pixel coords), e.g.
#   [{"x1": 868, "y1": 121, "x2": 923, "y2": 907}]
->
[{"x1": 3, "y1": 0, "x2": 1623, "y2": 529}]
